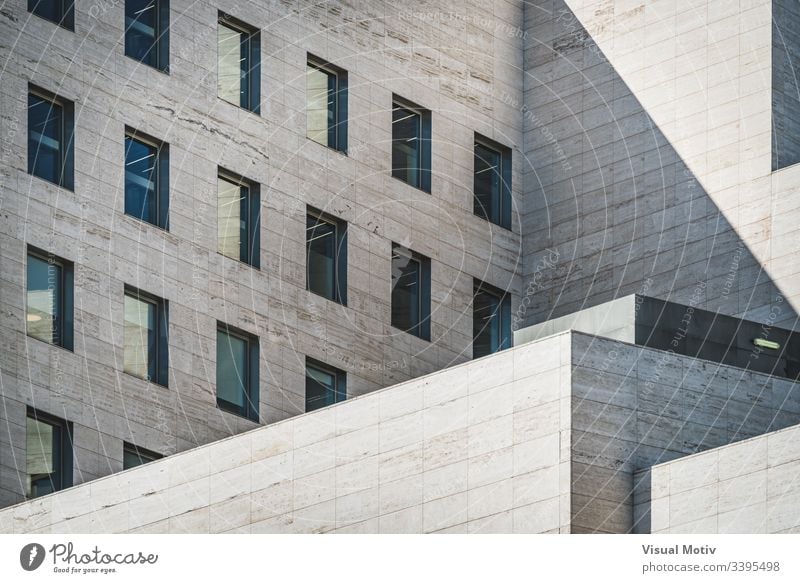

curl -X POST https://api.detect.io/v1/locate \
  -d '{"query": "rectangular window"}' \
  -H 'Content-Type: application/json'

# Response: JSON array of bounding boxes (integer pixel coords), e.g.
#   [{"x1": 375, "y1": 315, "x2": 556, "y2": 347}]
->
[
  {"x1": 217, "y1": 324, "x2": 259, "y2": 421},
  {"x1": 123, "y1": 287, "x2": 168, "y2": 386},
  {"x1": 306, "y1": 208, "x2": 347, "y2": 304},
  {"x1": 26, "y1": 408, "x2": 72, "y2": 499},
  {"x1": 474, "y1": 135, "x2": 512, "y2": 229},
  {"x1": 125, "y1": 0, "x2": 169, "y2": 72},
  {"x1": 306, "y1": 57, "x2": 348, "y2": 152},
  {"x1": 27, "y1": 87, "x2": 74, "y2": 189},
  {"x1": 392, "y1": 96, "x2": 431, "y2": 192},
  {"x1": 217, "y1": 13, "x2": 260, "y2": 113},
  {"x1": 125, "y1": 128, "x2": 169, "y2": 229},
  {"x1": 218, "y1": 171, "x2": 260, "y2": 267},
  {"x1": 391, "y1": 243, "x2": 431, "y2": 341},
  {"x1": 26, "y1": 247, "x2": 74, "y2": 350},
  {"x1": 28, "y1": 0, "x2": 74, "y2": 30},
  {"x1": 123, "y1": 442, "x2": 162, "y2": 469},
  {"x1": 473, "y1": 280, "x2": 512, "y2": 359},
  {"x1": 305, "y1": 357, "x2": 345, "y2": 413}
]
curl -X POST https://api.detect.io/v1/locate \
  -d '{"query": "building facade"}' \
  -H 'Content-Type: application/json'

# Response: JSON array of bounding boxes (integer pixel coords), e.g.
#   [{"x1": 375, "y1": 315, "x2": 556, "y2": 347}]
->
[{"x1": 2, "y1": 0, "x2": 800, "y2": 533}]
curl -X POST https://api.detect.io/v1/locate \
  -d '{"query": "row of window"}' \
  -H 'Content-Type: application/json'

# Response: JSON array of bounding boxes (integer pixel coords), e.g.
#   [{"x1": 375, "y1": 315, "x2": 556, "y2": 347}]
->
[
  {"x1": 27, "y1": 240, "x2": 511, "y2": 374},
  {"x1": 23, "y1": 355, "x2": 342, "y2": 499},
  {"x1": 27, "y1": 1, "x2": 513, "y2": 229}
]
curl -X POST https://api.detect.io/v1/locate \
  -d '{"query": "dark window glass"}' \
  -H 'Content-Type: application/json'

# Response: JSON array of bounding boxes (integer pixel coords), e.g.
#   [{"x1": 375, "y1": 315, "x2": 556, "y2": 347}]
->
[
  {"x1": 391, "y1": 244, "x2": 431, "y2": 340},
  {"x1": 305, "y1": 358, "x2": 345, "y2": 412},
  {"x1": 217, "y1": 325, "x2": 259, "y2": 421},
  {"x1": 26, "y1": 248, "x2": 74, "y2": 350},
  {"x1": 307, "y1": 59, "x2": 347, "y2": 152},
  {"x1": 123, "y1": 287, "x2": 168, "y2": 386},
  {"x1": 218, "y1": 15, "x2": 260, "y2": 113},
  {"x1": 218, "y1": 173, "x2": 260, "y2": 267},
  {"x1": 125, "y1": 0, "x2": 169, "y2": 71},
  {"x1": 28, "y1": 90, "x2": 73, "y2": 189},
  {"x1": 306, "y1": 209, "x2": 347, "y2": 304},
  {"x1": 26, "y1": 409, "x2": 72, "y2": 499},
  {"x1": 28, "y1": 0, "x2": 74, "y2": 29},
  {"x1": 473, "y1": 281, "x2": 512, "y2": 359},
  {"x1": 125, "y1": 131, "x2": 168, "y2": 229},
  {"x1": 123, "y1": 442, "x2": 162, "y2": 469},
  {"x1": 474, "y1": 137, "x2": 512, "y2": 229},
  {"x1": 392, "y1": 97, "x2": 431, "y2": 192}
]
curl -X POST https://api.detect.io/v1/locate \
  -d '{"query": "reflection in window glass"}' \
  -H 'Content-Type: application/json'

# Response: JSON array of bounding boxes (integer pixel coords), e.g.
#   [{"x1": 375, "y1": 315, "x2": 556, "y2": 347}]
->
[
  {"x1": 28, "y1": 94, "x2": 63, "y2": 185},
  {"x1": 391, "y1": 247, "x2": 420, "y2": 334},
  {"x1": 124, "y1": 135, "x2": 159, "y2": 226},
  {"x1": 218, "y1": 23, "x2": 243, "y2": 105},
  {"x1": 124, "y1": 293, "x2": 156, "y2": 381},
  {"x1": 26, "y1": 254, "x2": 61, "y2": 345},
  {"x1": 392, "y1": 105, "x2": 421, "y2": 187},
  {"x1": 305, "y1": 360, "x2": 345, "y2": 412},
  {"x1": 125, "y1": 0, "x2": 159, "y2": 68},
  {"x1": 217, "y1": 328, "x2": 248, "y2": 412},
  {"x1": 218, "y1": 176, "x2": 244, "y2": 260},
  {"x1": 306, "y1": 214, "x2": 336, "y2": 300},
  {"x1": 26, "y1": 414, "x2": 63, "y2": 498}
]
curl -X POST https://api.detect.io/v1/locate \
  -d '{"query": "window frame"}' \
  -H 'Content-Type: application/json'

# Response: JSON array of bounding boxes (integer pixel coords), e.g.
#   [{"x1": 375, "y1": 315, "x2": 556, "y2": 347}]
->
[
  {"x1": 472, "y1": 279, "x2": 512, "y2": 359},
  {"x1": 306, "y1": 207, "x2": 348, "y2": 305},
  {"x1": 123, "y1": 285, "x2": 169, "y2": 387},
  {"x1": 473, "y1": 134, "x2": 512, "y2": 230},
  {"x1": 124, "y1": 127, "x2": 169, "y2": 230},
  {"x1": 25, "y1": 407, "x2": 73, "y2": 499},
  {"x1": 28, "y1": 0, "x2": 75, "y2": 30},
  {"x1": 124, "y1": 0, "x2": 170, "y2": 73},
  {"x1": 305, "y1": 357, "x2": 346, "y2": 413},
  {"x1": 216, "y1": 323, "x2": 260, "y2": 422},
  {"x1": 306, "y1": 55, "x2": 348, "y2": 153},
  {"x1": 27, "y1": 85, "x2": 74, "y2": 190},
  {"x1": 26, "y1": 246, "x2": 74, "y2": 351},
  {"x1": 122, "y1": 441, "x2": 163, "y2": 469},
  {"x1": 217, "y1": 169, "x2": 260, "y2": 268},
  {"x1": 217, "y1": 12, "x2": 261, "y2": 114},
  {"x1": 391, "y1": 95, "x2": 431, "y2": 193},
  {"x1": 391, "y1": 243, "x2": 431, "y2": 341}
]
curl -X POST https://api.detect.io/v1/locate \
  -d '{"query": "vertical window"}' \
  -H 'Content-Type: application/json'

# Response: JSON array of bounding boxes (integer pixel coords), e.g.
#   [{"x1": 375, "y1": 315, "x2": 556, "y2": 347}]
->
[
  {"x1": 124, "y1": 129, "x2": 169, "y2": 229},
  {"x1": 392, "y1": 96, "x2": 431, "y2": 192},
  {"x1": 26, "y1": 408, "x2": 72, "y2": 499},
  {"x1": 28, "y1": 0, "x2": 74, "y2": 30},
  {"x1": 125, "y1": 0, "x2": 169, "y2": 72},
  {"x1": 217, "y1": 13, "x2": 260, "y2": 113},
  {"x1": 306, "y1": 208, "x2": 347, "y2": 304},
  {"x1": 306, "y1": 57, "x2": 348, "y2": 152},
  {"x1": 123, "y1": 287, "x2": 168, "y2": 386},
  {"x1": 474, "y1": 135, "x2": 512, "y2": 229},
  {"x1": 305, "y1": 358, "x2": 346, "y2": 413},
  {"x1": 217, "y1": 324, "x2": 259, "y2": 421},
  {"x1": 218, "y1": 171, "x2": 260, "y2": 267},
  {"x1": 123, "y1": 442, "x2": 162, "y2": 469},
  {"x1": 27, "y1": 87, "x2": 74, "y2": 189},
  {"x1": 473, "y1": 280, "x2": 512, "y2": 359},
  {"x1": 391, "y1": 243, "x2": 431, "y2": 341},
  {"x1": 26, "y1": 247, "x2": 74, "y2": 350}
]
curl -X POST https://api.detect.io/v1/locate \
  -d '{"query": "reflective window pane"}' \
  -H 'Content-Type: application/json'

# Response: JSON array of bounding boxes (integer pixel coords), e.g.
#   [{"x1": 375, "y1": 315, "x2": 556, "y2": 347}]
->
[
  {"x1": 26, "y1": 254, "x2": 61, "y2": 344},
  {"x1": 218, "y1": 23, "x2": 243, "y2": 105},
  {"x1": 307, "y1": 214, "x2": 336, "y2": 300},
  {"x1": 125, "y1": 0, "x2": 158, "y2": 68},
  {"x1": 473, "y1": 289, "x2": 501, "y2": 359},
  {"x1": 307, "y1": 65, "x2": 336, "y2": 147},
  {"x1": 28, "y1": 94, "x2": 62, "y2": 185},
  {"x1": 218, "y1": 176, "x2": 244, "y2": 260},
  {"x1": 124, "y1": 293, "x2": 156, "y2": 380},
  {"x1": 474, "y1": 143, "x2": 502, "y2": 223},
  {"x1": 28, "y1": 0, "x2": 73, "y2": 29},
  {"x1": 305, "y1": 362, "x2": 344, "y2": 412},
  {"x1": 217, "y1": 329, "x2": 248, "y2": 412},
  {"x1": 392, "y1": 106, "x2": 420, "y2": 187},
  {"x1": 391, "y1": 247, "x2": 420, "y2": 334},
  {"x1": 124, "y1": 136, "x2": 158, "y2": 225},
  {"x1": 26, "y1": 415, "x2": 61, "y2": 498},
  {"x1": 123, "y1": 443, "x2": 161, "y2": 469}
]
